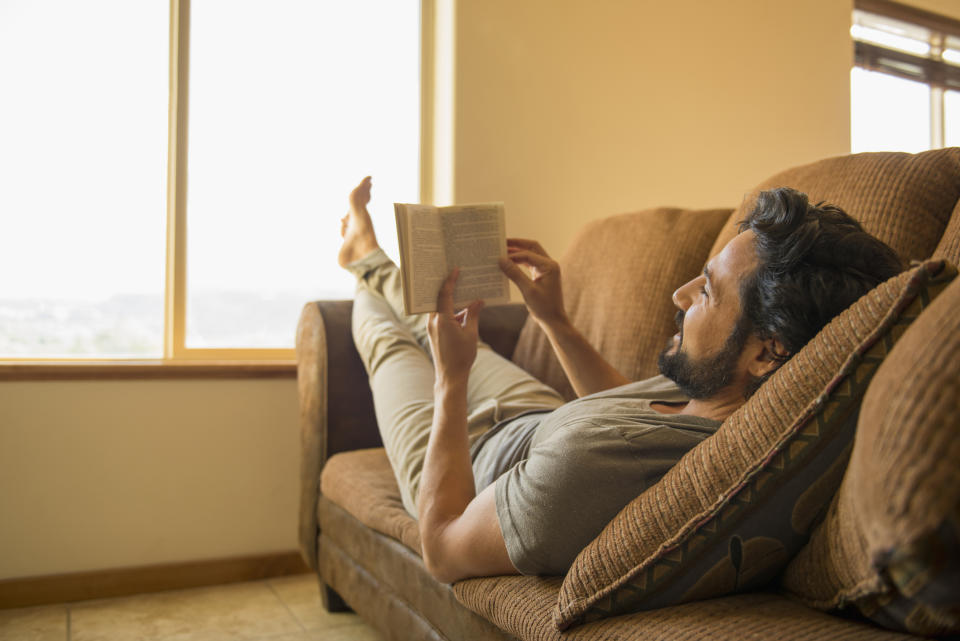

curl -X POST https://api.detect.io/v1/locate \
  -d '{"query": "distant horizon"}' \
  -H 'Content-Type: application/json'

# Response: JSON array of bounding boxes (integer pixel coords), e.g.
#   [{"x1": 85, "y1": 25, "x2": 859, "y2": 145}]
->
[{"x1": 0, "y1": 286, "x2": 363, "y2": 356}]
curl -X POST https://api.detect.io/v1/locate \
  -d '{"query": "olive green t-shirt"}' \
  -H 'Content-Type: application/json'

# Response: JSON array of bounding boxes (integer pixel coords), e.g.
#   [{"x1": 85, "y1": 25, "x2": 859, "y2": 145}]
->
[{"x1": 470, "y1": 375, "x2": 720, "y2": 576}]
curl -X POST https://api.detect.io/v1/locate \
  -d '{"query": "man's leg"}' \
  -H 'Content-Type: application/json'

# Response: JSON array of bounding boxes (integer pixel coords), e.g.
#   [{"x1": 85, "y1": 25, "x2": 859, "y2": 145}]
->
[
  {"x1": 350, "y1": 284, "x2": 436, "y2": 516},
  {"x1": 338, "y1": 177, "x2": 429, "y2": 346},
  {"x1": 341, "y1": 177, "x2": 564, "y2": 515},
  {"x1": 348, "y1": 247, "x2": 430, "y2": 347}
]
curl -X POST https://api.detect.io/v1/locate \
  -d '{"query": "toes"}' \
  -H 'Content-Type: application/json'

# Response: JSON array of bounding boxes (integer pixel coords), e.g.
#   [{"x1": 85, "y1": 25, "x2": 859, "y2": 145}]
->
[{"x1": 350, "y1": 176, "x2": 372, "y2": 208}]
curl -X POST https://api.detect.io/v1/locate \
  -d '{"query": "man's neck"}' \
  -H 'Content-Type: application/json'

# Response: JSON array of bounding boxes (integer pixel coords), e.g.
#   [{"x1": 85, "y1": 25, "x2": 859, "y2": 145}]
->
[
  {"x1": 651, "y1": 383, "x2": 748, "y2": 423},
  {"x1": 654, "y1": 380, "x2": 746, "y2": 422},
  {"x1": 681, "y1": 391, "x2": 745, "y2": 423}
]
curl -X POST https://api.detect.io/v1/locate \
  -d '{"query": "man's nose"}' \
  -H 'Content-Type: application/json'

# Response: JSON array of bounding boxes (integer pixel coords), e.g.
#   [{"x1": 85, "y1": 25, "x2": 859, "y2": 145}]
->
[{"x1": 672, "y1": 279, "x2": 693, "y2": 310}]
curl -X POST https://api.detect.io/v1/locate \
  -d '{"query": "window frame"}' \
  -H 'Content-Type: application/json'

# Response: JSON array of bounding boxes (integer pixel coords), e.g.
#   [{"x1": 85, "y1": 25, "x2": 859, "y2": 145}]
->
[
  {"x1": 1, "y1": 0, "x2": 435, "y2": 372},
  {"x1": 853, "y1": 0, "x2": 960, "y2": 150}
]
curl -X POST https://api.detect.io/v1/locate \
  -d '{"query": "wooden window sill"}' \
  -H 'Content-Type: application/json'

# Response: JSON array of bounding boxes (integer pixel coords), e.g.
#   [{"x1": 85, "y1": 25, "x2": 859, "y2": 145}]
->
[{"x1": 0, "y1": 361, "x2": 297, "y2": 381}]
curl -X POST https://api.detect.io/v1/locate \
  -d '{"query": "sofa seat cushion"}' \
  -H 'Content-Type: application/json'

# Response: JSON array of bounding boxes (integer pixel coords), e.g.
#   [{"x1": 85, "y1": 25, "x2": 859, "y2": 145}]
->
[
  {"x1": 321, "y1": 447, "x2": 422, "y2": 555},
  {"x1": 453, "y1": 576, "x2": 918, "y2": 641},
  {"x1": 318, "y1": 496, "x2": 515, "y2": 641}
]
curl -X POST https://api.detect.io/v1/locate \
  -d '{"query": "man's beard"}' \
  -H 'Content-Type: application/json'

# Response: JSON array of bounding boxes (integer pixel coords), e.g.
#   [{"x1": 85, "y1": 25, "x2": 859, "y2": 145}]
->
[{"x1": 657, "y1": 311, "x2": 750, "y2": 400}]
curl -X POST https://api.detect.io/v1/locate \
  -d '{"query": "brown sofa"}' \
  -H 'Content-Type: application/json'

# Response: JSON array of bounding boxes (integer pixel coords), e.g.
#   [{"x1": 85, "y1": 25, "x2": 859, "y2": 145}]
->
[{"x1": 296, "y1": 149, "x2": 960, "y2": 641}]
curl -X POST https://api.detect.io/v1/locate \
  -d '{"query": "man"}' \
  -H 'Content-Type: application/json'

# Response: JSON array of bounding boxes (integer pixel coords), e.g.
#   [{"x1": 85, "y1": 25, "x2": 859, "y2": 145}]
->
[{"x1": 337, "y1": 176, "x2": 902, "y2": 583}]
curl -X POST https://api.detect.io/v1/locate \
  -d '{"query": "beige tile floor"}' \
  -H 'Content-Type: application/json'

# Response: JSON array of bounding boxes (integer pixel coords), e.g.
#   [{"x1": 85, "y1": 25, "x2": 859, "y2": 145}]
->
[{"x1": 0, "y1": 574, "x2": 384, "y2": 641}]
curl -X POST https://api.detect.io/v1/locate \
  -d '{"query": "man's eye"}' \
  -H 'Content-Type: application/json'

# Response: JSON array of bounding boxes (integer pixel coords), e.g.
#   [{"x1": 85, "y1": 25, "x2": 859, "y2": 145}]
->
[{"x1": 700, "y1": 285, "x2": 708, "y2": 297}]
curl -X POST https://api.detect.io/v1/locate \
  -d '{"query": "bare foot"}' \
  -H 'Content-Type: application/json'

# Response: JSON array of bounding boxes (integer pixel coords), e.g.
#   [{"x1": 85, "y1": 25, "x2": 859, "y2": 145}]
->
[{"x1": 338, "y1": 176, "x2": 380, "y2": 267}]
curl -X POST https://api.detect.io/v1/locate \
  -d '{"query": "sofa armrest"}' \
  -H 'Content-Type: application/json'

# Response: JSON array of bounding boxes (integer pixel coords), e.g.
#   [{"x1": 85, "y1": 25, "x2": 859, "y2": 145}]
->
[
  {"x1": 295, "y1": 299, "x2": 529, "y2": 570},
  {"x1": 296, "y1": 300, "x2": 380, "y2": 570}
]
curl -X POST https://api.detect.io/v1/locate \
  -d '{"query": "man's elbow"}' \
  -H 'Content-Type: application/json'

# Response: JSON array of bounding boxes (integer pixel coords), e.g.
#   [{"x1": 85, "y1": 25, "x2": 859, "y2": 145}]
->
[
  {"x1": 422, "y1": 547, "x2": 464, "y2": 584},
  {"x1": 420, "y1": 521, "x2": 469, "y2": 584}
]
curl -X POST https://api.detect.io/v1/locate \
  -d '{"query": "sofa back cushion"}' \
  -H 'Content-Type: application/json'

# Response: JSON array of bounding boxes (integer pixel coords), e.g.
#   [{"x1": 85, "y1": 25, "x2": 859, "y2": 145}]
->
[
  {"x1": 780, "y1": 276, "x2": 960, "y2": 637},
  {"x1": 511, "y1": 207, "x2": 731, "y2": 399},
  {"x1": 709, "y1": 148, "x2": 960, "y2": 264},
  {"x1": 553, "y1": 260, "x2": 957, "y2": 630},
  {"x1": 934, "y1": 195, "x2": 960, "y2": 265}
]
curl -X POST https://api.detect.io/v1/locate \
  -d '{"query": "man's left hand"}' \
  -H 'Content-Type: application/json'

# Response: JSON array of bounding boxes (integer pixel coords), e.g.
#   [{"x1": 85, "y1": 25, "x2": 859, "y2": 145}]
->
[{"x1": 427, "y1": 268, "x2": 484, "y2": 384}]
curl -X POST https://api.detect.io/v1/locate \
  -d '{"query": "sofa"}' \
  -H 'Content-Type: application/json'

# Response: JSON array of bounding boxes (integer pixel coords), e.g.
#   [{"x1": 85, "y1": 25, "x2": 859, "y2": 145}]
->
[{"x1": 296, "y1": 149, "x2": 960, "y2": 641}]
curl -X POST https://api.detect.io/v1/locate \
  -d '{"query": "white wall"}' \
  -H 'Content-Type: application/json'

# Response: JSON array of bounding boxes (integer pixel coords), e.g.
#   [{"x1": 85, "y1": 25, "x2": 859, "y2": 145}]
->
[{"x1": 0, "y1": 379, "x2": 299, "y2": 578}]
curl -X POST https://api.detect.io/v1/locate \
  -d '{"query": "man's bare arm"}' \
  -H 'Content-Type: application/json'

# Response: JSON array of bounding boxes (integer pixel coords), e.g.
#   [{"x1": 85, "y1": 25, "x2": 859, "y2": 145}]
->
[
  {"x1": 499, "y1": 238, "x2": 630, "y2": 396},
  {"x1": 418, "y1": 269, "x2": 518, "y2": 583}
]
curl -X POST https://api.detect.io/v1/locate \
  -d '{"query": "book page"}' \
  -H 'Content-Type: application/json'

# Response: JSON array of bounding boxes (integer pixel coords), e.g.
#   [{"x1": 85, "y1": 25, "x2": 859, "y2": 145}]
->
[
  {"x1": 395, "y1": 204, "x2": 447, "y2": 314},
  {"x1": 440, "y1": 203, "x2": 509, "y2": 308}
]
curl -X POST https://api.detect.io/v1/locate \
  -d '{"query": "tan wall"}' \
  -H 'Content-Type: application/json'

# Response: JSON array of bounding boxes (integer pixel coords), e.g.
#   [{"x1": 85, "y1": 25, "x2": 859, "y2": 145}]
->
[
  {"x1": 452, "y1": 0, "x2": 854, "y2": 259},
  {"x1": 0, "y1": 379, "x2": 300, "y2": 579},
  {"x1": 1, "y1": 0, "x2": 862, "y2": 580}
]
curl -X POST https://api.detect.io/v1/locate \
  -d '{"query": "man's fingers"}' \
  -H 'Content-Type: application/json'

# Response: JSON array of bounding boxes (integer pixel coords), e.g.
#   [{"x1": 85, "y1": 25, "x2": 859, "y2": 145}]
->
[
  {"x1": 506, "y1": 238, "x2": 548, "y2": 256},
  {"x1": 505, "y1": 249, "x2": 555, "y2": 272},
  {"x1": 437, "y1": 268, "x2": 459, "y2": 314}
]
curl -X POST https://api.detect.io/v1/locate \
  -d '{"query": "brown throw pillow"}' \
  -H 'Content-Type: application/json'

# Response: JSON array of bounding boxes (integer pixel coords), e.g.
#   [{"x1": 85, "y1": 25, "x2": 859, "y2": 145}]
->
[
  {"x1": 780, "y1": 276, "x2": 960, "y2": 636},
  {"x1": 554, "y1": 259, "x2": 957, "y2": 631}
]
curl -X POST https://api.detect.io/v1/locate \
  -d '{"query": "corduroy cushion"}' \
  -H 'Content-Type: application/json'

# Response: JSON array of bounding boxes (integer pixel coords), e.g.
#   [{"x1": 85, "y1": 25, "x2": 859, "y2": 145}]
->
[
  {"x1": 709, "y1": 148, "x2": 960, "y2": 264},
  {"x1": 780, "y1": 276, "x2": 960, "y2": 636},
  {"x1": 511, "y1": 207, "x2": 732, "y2": 400},
  {"x1": 452, "y1": 575, "x2": 919, "y2": 641},
  {"x1": 934, "y1": 195, "x2": 960, "y2": 266},
  {"x1": 554, "y1": 260, "x2": 957, "y2": 630},
  {"x1": 321, "y1": 448, "x2": 422, "y2": 555}
]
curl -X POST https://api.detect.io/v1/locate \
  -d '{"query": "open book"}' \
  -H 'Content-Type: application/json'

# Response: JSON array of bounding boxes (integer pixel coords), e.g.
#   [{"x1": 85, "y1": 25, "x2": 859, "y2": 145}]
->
[{"x1": 394, "y1": 202, "x2": 510, "y2": 314}]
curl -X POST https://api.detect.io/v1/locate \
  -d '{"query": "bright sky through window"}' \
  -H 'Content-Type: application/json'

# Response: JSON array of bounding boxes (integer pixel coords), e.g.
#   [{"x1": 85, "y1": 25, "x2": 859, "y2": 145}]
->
[
  {"x1": 0, "y1": 0, "x2": 168, "y2": 357},
  {"x1": 851, "y1": 68, "x2": 931, "y2": 153},
  {"x1": 850, "y1": 6, "x2": 959, "y2": 154},
  {"x1": 185, "y1": 0, "x2": 420, "y2": 349},
  {"x1": 0, "y1": 0, "x2": 420, "y2": 357}
]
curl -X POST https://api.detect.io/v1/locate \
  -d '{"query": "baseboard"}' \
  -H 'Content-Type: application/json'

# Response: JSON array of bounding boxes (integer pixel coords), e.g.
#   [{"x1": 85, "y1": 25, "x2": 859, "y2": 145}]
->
[{"x1": 0, "y1": 551, "x2": 310, "y2": 609}]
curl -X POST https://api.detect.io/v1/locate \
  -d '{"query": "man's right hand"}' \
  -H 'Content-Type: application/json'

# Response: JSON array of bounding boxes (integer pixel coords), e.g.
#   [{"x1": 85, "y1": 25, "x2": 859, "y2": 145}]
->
[
  {"x1": 498, "y1": 238, "x2": 568, "y2": 329},
  {"x1": 499, "y1": 237, "x2": 631, "y2": 397}
]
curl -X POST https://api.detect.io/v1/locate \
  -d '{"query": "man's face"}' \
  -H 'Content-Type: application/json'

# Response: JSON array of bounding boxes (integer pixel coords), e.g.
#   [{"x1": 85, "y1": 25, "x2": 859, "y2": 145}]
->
[{"x1": 658, "y1": 231, "x2": 759, "y2": 400}]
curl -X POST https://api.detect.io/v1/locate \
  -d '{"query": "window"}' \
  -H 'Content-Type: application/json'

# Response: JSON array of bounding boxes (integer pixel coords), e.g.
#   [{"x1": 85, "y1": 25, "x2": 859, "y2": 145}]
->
[
  {"x1": 0, "y1": 1, "x2": 169, "y2": 358},
  {"x1": 851, "y1": 0, "x2": 960, "y2": 152},
  {"x1": 0, "y1": 0, "x2": 421, "y2": 362}
]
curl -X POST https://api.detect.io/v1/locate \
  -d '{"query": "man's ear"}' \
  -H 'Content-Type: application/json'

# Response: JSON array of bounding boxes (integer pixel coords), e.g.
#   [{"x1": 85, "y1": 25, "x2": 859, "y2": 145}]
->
[{"x1": 747, "y1": 337, "x2": 789, "y2": 379}]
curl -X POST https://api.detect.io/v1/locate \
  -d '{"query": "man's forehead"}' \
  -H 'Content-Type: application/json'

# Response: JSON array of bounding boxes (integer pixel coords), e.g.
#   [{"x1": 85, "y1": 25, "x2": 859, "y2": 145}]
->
[{"x1": 709, "y1": 231, "x2": 758, "y2": 288}]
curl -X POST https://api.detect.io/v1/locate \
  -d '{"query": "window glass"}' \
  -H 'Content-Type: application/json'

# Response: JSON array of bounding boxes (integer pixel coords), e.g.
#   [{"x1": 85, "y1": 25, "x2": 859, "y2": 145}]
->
[
  {"x1": 186, "y1": 0, "x2": 420, "y2": 348},
  {"x1": 945, "y1": 36, "x2": 960, "y2": 65},
  {"x1": 851, "y1": 68, "x2": 931, "y2": 153},
  {"x1": 945, "y1": 90, "x2": 960, "y2": 148},
  {"x1": 0, "y1": 0, "x2": 168, "y2": 357}
]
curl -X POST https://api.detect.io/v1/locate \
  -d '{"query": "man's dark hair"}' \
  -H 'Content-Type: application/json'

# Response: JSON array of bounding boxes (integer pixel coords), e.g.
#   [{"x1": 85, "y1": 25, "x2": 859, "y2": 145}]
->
[{"x1": 737, "y1": 187, "x2": 903, "y2": 396}]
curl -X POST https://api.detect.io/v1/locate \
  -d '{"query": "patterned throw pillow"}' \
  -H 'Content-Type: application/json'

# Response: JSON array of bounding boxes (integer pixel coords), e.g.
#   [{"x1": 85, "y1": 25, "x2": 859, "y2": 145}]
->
[
  {"x1": 780, "y1": 276, "x2": 960, "y2": 636},
  {"x1": 554, "y1": 259, "x2": 957, "y2": 630}
]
